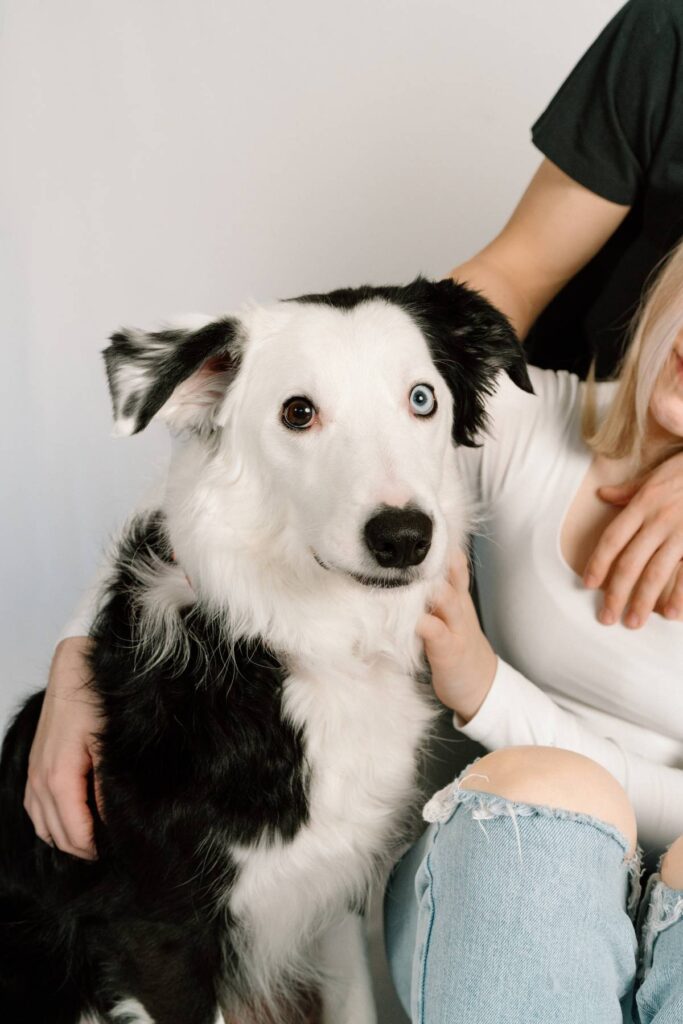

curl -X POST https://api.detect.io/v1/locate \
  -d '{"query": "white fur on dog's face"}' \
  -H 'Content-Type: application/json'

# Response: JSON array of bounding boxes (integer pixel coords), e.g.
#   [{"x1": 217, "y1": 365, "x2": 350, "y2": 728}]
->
[
  {"x1": 107, "y1": 277, "x2": 530, "y2": 619},
  {"x1": 215, "y1": 298, "x2": 456, "y2": 587}
]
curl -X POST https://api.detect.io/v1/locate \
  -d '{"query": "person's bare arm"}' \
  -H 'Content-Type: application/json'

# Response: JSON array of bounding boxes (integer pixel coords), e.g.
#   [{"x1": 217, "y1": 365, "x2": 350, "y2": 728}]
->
[
  {"x1": 24, "y1": 636, "x2": 103, "y2": 859},
  {"x1": 448, "y1": 158, "x2": 630, "y2": 339}
]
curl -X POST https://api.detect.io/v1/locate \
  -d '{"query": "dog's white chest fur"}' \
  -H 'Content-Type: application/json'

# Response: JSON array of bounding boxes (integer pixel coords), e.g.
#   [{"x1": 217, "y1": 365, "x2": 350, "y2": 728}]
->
[{"x1": 228, "y1": 645, "x2": 435, "y2": 975}]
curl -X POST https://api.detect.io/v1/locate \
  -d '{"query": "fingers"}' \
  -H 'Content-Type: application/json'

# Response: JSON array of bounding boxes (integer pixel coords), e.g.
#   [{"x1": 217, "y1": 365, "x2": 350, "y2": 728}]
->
[
  {"x1": 447, "y1": 548, "x2": 471, "y2": 595},
  {"x1": 24, "y1": 639, "x2": 103, "y2": 860},
  {"x1": 93, "y1": 766, "x2": 106, "y2": 822},
  {"x1": 592, "y1": 508, "x2": 683, "y2": 626},
  {"x1": 429, "y1": 579, "x2": 467, "y2": 636},
  {"x1": 623, "y1": 543, "x2": 683, "y2": 628},
  {"x1": 589, "y1": 454, "x2": 683, "y2": 624},
  {"x1": 417, "y1": 551, "x2": 474, "y2": 641},
  {"x1": 416, "y1": 612, "x2": 450, "y2": 647},
  {"x1": 655, "y1": 562, "x2": 683, "y2": 621},
  {"x1": 418, "y1": 551, "x2": 474, "y2": 656},
  {"x1": 23, "y1": 784, "x2": 53, "y2": 846},
  {"x1": 24, "y1": 765, "x2": 98, "y2": 860},
  {"x1": 597, "y1": 481, "x2": 641, "y2": 507},
  {"x1": 598, "y1": 525, "x2": 671, "y2": 625},
  {"x1": 662, "y1": 565, "x2": 683, "y2": 620},
  {"x1": 584, "y1": 502, "x2": 644, "y2": 590},
  {"x1": 40, "y1": 799, "x2": 74, "y2": 857},
  {"x1": 53, "y1": 773, "x2": 98, "y2": 857}
]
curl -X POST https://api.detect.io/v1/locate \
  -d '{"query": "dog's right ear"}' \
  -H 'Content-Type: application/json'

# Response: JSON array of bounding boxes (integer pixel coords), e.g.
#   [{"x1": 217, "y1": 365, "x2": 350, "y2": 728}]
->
[{"x1": 103, "y1": 316, "x2": 244, "y2": 436}]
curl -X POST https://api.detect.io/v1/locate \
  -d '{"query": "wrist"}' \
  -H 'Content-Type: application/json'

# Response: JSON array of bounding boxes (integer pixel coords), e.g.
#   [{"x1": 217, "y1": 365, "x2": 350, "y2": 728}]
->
[
  {"x1": 48, "y1": 637, "x2": 95, "y2": 699},
  {"x1": 447, "y1": 648, "x2": 498, "y2": 724}
]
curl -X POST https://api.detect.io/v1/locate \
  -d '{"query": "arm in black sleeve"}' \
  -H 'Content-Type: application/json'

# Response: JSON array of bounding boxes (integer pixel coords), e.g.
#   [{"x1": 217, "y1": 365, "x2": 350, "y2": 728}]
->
[{"x1": 532, "y1": 0, "x2": 681, "y2": 204}]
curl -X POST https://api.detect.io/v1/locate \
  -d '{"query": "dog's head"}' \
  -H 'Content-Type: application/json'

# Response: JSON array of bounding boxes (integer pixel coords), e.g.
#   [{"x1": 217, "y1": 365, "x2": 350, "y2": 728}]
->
[{"x1": 104, "y1": 277, "x2": 532, "y2": 591}]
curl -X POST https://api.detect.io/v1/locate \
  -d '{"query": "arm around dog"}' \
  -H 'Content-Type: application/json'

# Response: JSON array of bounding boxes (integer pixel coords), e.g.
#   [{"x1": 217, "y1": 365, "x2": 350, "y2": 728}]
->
[
  {"x1": 26, "y1": 554, "x2": 129, "y2": 857},
  {"x1": 24, "y1": 635, "x2": 103, "y2": 859},
  {"x1": 25, "y1": 477, "x2": 171, "y2": 857}
]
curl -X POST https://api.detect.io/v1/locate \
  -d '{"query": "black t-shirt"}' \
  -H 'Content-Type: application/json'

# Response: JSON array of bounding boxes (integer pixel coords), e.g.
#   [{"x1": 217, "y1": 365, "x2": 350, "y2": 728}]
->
[{"x1": 525, "y1": 0, "x2": 683, "y2": 379}]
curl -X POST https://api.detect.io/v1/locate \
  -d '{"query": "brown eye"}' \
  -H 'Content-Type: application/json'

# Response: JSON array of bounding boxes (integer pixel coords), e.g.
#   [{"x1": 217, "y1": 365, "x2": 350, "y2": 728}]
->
[{"x1": 282, "y1": 396, "x2": 316, "y2": 430}]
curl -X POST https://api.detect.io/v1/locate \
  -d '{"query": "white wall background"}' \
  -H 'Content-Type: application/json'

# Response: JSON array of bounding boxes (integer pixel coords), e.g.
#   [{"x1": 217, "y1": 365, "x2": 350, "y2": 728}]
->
[{"x1": 0, "y1": 0, "x2": 623, "y2": 729}]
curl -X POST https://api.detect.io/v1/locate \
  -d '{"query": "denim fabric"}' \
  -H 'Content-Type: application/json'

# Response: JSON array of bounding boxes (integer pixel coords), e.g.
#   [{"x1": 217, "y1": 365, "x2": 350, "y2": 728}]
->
[
  {"x1": 636, "y1": 873, "x2": 683, "y2": 1023},
  {"x1": 385, "y1": 767, "x2": 683, "y2": 1024}
]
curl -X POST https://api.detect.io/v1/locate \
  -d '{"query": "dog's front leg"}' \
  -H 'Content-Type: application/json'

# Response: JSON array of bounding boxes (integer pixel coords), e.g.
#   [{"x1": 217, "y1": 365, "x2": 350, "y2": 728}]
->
[{"x1": 317, "y1": 913, "x2": 377, "y2": 1024}]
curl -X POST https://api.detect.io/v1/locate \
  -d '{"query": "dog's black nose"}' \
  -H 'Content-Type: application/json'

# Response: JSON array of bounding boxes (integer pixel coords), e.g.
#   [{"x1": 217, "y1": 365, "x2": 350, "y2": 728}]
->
[{"x1": 364, "y1": 508, "x2": 433, "y2": 569}]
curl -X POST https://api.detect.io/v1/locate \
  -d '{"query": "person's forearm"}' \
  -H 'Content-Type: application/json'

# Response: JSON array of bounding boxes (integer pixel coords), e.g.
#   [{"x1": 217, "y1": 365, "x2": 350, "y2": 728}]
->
[
  {"x1": 448, "y1": 159, "x2": 631, "y2": 342},
  {"x1": 448, "y1": 251, "x2": 540, "y2": 341}
]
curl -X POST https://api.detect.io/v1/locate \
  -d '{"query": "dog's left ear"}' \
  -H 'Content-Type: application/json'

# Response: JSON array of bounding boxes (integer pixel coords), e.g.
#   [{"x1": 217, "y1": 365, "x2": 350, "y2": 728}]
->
[
  {"x1": 409, "y1": 277, "x2": 534, "y2": 447},
  {"x1": 103, "y1": 316, "x2": 244, "y2": 436}
]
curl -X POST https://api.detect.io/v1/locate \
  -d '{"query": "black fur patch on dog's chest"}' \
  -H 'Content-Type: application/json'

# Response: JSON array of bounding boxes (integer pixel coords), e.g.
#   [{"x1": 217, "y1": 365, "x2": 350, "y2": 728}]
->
[{"x1": 88, "y1": 512, "x2": 310, "y2": 913}]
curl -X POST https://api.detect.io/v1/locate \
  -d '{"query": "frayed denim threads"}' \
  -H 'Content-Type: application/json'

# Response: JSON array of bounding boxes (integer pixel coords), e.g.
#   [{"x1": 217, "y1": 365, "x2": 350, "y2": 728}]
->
[{"x1": 424, "y1": 771, "x2": 643, "y2": 920}]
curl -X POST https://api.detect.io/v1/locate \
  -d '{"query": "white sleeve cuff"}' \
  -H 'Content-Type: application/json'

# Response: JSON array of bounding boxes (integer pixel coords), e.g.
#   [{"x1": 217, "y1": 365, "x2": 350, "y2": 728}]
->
[
  {"x1": 451, "y1": 657, "x2": 568, "y2": 752},
  {"x1": 452, "y1": 657, "x2": 520, "y2": 745},
  {"x1": 451, "y1": 657, "x2": 630, "y2": 793}
]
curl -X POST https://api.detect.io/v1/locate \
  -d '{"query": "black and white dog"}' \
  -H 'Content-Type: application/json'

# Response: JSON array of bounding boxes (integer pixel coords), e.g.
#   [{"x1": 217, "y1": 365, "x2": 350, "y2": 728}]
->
[{"x1": 0, "y1": 278, "x2": 531, "y2": 1024}]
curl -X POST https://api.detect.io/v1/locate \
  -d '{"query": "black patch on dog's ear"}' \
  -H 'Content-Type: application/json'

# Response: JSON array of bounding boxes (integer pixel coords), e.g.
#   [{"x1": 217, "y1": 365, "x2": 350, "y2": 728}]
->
[
  {"x1": 401, "y1": 277, "x2": 533, "y2": 447},
  {"x1": 291, "y1": 276, "x2": 533, "y2": 448},
  {"x1": 103, "y1": 317, "x2": 243, "y2": 436}
]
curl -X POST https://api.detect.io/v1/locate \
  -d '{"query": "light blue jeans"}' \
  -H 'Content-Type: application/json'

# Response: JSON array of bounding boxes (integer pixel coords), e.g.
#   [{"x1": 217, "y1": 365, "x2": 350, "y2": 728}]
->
[{"x1": 385, "y1": 764, "x2": 683, "y2": 1023}]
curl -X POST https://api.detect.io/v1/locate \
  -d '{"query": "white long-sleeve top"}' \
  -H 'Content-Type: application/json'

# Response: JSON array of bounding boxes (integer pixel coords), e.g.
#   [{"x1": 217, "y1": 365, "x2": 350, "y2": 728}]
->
[{"x1": 455, "y1": 365, "x2": 683, "y2": 852}]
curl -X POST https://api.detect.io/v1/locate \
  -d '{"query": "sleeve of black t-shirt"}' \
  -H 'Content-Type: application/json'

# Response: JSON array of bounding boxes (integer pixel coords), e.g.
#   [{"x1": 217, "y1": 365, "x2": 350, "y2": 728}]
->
[{"x1": 532, "y1": 0, "x2": 680, "y2": 205}]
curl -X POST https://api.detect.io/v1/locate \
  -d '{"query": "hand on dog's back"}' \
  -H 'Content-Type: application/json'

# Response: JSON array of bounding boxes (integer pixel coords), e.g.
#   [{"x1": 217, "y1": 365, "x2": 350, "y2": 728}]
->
[{"x1": 23, "y1": 636, "x2": 103, "y2": 858}]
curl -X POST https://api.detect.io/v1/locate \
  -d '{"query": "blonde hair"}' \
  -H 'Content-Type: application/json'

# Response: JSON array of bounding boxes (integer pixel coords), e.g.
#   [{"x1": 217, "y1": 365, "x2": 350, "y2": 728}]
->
[{"x1": 582, "y1": 239, "x2": 683, "y2": 469}]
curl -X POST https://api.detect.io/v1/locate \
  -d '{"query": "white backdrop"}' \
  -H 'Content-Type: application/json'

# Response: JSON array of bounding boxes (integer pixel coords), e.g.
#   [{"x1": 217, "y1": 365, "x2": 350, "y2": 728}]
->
[{"x1": 0, "y1": 0, "x2": 622, "y2": 728}]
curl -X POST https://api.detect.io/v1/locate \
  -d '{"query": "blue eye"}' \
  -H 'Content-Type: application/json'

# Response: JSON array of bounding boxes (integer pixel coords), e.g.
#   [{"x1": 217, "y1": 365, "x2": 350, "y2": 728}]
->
[{"x1": 409, "y1": 383, "x2": 436, "y2": 417}]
